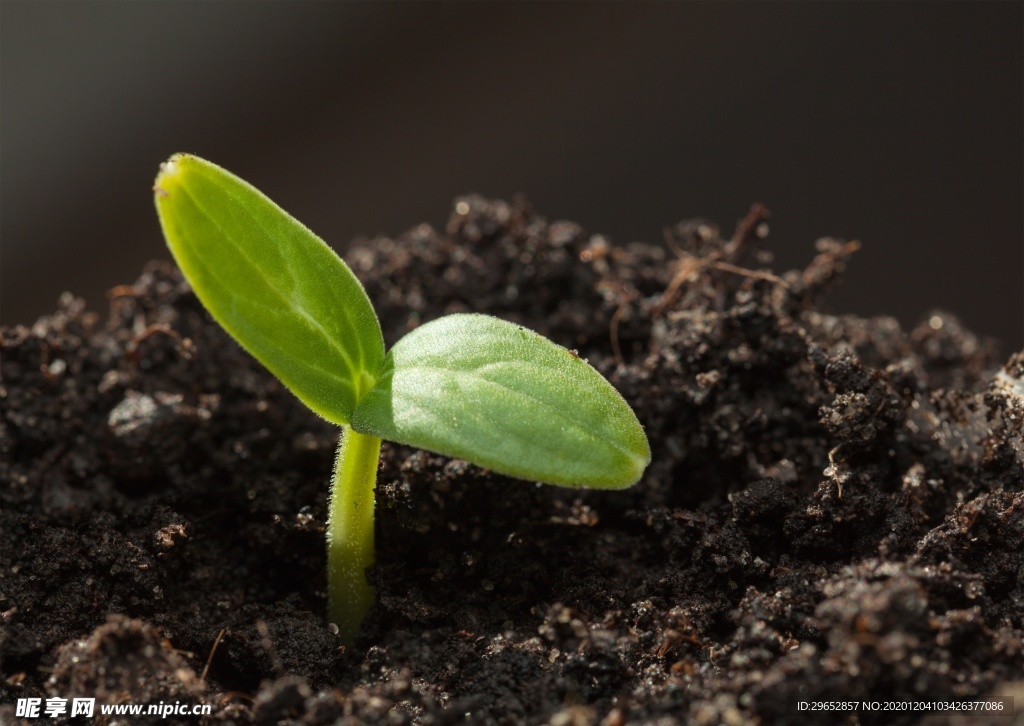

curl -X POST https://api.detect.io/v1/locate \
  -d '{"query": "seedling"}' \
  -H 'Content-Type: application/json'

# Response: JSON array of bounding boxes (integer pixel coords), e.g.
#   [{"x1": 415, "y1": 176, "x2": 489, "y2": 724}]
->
[{"x1": 154, "y1": 154, "x2": 651, "y2": 644}]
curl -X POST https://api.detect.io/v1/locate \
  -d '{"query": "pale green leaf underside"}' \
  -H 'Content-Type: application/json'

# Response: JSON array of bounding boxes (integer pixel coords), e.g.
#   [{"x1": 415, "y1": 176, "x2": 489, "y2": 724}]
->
[
  {"x1": 154, "y1": 154, "x2": 383, "y2": 424},
  {"x1": 351, "y1": 314, "x2": 651, "y2": 489}
]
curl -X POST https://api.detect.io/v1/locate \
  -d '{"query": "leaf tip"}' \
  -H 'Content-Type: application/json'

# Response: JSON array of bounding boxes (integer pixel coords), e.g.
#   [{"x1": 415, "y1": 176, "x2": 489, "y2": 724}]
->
[
  {"x1": 604, "y1": 437, "x2": 650, "y2": 490},
  {"x1": 628, "y1": 442, "x2": 653, "y2": 487},
  {"x1": 154, "y1": 154, "x2": 185, "y2": 200},
  {"x1": 154, "y1": 153, "x2": 204, "y2": 203}
]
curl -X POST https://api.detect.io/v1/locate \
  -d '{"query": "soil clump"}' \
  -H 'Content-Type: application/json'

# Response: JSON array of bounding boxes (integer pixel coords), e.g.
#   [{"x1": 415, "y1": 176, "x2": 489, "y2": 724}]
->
[{"x1": 2, "y1": 198, "x2": 1022, "y2": 724}]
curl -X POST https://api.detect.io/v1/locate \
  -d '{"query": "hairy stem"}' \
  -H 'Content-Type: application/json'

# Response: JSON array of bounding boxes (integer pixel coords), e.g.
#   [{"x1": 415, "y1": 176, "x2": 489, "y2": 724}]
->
[{"x1": 327, "y1": 424, "x2": 382, "y2": 645}]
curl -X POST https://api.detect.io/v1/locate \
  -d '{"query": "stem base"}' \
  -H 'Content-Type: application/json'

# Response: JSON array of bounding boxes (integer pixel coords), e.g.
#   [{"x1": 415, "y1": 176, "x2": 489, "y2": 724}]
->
[{"x1": 327, "y1": 425, "x2": 381, "y2": 645}]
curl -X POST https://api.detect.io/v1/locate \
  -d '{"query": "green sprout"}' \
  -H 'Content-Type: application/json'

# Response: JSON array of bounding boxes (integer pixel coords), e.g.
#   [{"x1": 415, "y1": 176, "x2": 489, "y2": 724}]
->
[{"x1": 153, "y1": 154, "x2": 651, "y2": 644}]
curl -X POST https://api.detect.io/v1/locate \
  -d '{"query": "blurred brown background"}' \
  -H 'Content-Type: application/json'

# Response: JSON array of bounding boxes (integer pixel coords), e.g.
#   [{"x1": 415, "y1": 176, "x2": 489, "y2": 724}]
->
[{"x1": 2, "y1": 2, "x2": 1021, "y2": 349}]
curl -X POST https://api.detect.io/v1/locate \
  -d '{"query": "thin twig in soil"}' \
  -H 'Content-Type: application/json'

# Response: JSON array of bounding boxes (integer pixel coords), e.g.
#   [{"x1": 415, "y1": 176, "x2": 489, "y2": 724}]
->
[
  {"x1": 610, "y1": 302, "x2": 628, "y2": 366},
  {"x1": 725, "y1": 202, "x2": 771, "y2": 262},
  {"x1": 709, "y1": 260, "x2": 789, "y2": 288},
  {"x1": 200, "y1": 628, "x2": 226, "y2": 684}
]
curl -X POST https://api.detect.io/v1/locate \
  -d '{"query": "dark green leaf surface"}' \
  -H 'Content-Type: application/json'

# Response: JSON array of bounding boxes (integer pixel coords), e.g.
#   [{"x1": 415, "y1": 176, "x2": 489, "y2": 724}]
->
[
  {"x1": 155, "y1": 154, "x2": 384, "y2": 424},
  {"x1": 351, "y1": 314, "x2": 650, "y2": 488}
]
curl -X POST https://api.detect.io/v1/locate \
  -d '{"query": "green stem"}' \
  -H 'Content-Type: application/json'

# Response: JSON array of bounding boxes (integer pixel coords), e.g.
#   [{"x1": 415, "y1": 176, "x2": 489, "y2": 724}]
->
[{"x1": 327, "y1": 424, "x2": 382, "y2": 645}]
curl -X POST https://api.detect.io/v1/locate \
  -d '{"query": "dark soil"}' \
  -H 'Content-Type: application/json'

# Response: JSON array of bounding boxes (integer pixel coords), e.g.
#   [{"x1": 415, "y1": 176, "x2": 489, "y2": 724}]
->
[{"x1": 2, "y1": 198, "x2": 1022, "y2": 725}]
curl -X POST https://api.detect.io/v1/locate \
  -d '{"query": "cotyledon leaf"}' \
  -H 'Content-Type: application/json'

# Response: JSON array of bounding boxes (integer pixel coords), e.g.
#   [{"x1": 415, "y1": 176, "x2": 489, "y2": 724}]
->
[
  {"x1": 154, "y1": 154, "x2": 384, "y2": 424},
  {"x1": 155, "y1": 154, "x2": 385, "y2": 423},
  {"x1": 351, "y1": 314, "x2": 651, "y2": 489}
]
